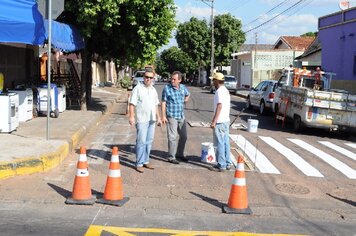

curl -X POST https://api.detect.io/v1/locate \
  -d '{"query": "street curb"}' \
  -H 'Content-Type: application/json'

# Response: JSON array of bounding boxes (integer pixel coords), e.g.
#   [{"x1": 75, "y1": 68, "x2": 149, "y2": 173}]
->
[
  {"x1": 235, "y1": 93, "x2": 248, "y2": 99},
  {"x1": 0, "y1": 143, "x2": 70, "y2": 180},
  {"x1": 0, "y1": 93, "x2": 123, "y2": 180}
]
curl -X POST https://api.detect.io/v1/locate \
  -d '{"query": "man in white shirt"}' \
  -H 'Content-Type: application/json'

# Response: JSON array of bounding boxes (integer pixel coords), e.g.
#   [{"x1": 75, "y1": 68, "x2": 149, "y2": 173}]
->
[
  {"x1": 129, "y1": 68, "x2": 162, "y2": 173},
  {"x1": 209, "y1": 72, "x2": 232, "y2": 172}
]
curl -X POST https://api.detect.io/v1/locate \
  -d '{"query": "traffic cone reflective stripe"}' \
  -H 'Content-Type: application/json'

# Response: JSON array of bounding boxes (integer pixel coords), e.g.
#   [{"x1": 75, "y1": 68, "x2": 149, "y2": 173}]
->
[
  {"x1": 223, "y1": 154, "x2": 252, "y2": 214},
  {"x1": 66, "y1": 146, "x2": 96, "y2": 205},
  {"x1": 232, "y1": 176, "x2": 246, "y2": 186},
  {"x1": 96, "y1": 147, "x2": 129, "y2": 206}
]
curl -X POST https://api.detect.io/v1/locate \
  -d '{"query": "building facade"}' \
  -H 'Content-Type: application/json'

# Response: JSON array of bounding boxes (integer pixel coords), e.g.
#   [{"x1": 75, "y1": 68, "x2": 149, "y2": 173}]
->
[
  {"x1": 318, "y1": 6, "x2": 356, "y2": 93},
  {"x1": 231, "y1": 36, "x2": 314, "y2": 88}
]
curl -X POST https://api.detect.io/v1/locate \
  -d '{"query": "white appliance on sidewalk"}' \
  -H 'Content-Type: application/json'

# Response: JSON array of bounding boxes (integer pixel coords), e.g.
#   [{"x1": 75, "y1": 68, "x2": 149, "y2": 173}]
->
[
  {"x1": 57, "y1": 85, "x2": 66, "y2": 112},
  {"x1": 8, "y1": 88, "x2": 33, "y2": 122},
  {"x1": 37, "y1": 84, "x2": 59, "y2": 118},
  {"x1": 0, "y1": 92, "x2": 19, "y2": 133}
]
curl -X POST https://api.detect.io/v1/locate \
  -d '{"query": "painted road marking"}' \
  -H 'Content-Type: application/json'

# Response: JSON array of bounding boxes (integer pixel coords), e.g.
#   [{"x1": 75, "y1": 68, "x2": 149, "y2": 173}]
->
[
  {"x1": 318, "y1": 141, "x2": 356, "y2": 161},
  {"x1": 85, "y1": 225, "x2": 305, "y2": 236},
  {"x1": 230, "y1": 135, "x2": 280, "y2": 174},
  {"x1": 260, "y1": 136, "x2": 323, "y2": 177},
  {"x1": 345, "y1": 142, "x2": 356, "y2": 149},
  {"x1": 230, "y1": 151, "x2": 237, "y2": 167},
  {"x1": 288, "y1": 139, "x2": 356, "y2": 179}
]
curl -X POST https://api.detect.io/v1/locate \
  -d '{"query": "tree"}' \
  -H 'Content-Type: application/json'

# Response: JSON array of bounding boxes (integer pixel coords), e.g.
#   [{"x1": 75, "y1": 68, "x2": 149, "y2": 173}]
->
[
  {"x1": 156, "y1": 47, "x2": 195, "y2": 75},
  {"x1": 213, "y1": 14, "x2": 245, "y2": 66},
  {"x1": 300, "y1": 32, "x2": 317, "y2": 37},
  {"x1": 58, "y1": 0, "x2": 176, "y2": 109},
  {"x1": 175, "y1": 15, "x2": 245, "y2": 73},
  {"x1": 176, "y1": 17, "x2": 210, "y2": 71}
]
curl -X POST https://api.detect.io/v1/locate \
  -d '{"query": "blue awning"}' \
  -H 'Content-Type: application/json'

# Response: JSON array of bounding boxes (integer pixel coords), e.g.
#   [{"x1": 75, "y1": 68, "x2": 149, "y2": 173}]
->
[
  {"x1": 0, "y1": 0, "x2": 46, "y2": 45},
  {"x1": 0, "y1": 0, "x2": 85, "y2": 51},
  {"x1": 44, "y1": 20, "x2": 85, "y2": 52}
]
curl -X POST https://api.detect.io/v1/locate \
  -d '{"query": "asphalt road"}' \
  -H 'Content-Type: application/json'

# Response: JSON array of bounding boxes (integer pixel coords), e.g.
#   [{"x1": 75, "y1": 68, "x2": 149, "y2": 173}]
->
[{"x1": 0, "y1": 83, "x2": 355, "y2": 236}]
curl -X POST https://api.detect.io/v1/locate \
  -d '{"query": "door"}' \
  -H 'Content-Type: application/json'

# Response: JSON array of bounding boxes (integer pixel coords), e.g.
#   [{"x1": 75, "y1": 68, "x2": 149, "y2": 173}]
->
[{"x1": 250, "y1": 81, "x2": 265, "y2": 106}]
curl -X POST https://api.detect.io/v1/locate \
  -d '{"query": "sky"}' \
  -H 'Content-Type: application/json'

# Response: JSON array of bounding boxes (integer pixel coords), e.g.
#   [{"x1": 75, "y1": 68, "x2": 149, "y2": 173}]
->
[{"x1": 163, "y1": 0, "x2": 355, "y2": 49}]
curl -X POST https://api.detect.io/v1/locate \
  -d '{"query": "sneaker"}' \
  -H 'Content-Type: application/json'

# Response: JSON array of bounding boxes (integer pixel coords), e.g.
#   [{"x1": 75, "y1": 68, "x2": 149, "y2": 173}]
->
[
  {"x1": 136, "y1": 166, "x2": 144, "y2": 173},
  {"x1": 177, "y1": 156, "x2": 189, "y2": 162},
  {"x1": 226, "y1": 165, "x2": 231, "y2": 171},
  {"x1": 208, "y1": 165, "x2": 226, "y2": 172},
  {"x1": 143, "y1": 164, "x2": 154, "y2": 169},
  {"x1": 168, "y1": 158, "x2": 180, "y2": 164}
]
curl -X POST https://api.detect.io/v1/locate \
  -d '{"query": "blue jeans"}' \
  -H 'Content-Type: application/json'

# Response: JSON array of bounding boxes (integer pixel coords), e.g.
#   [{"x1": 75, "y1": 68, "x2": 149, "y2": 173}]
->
[
  {"x1": 213, "y1": 122, "x2": 231, "y2": 169},
  {"x1": 135, "y1": 121, "x2": 156, "y2": 167}
]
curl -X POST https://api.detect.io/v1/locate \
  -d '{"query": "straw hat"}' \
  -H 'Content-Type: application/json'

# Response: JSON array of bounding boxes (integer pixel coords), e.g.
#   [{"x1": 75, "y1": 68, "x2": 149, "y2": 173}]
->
[{"x1": 213, "y1": 72, "x2": 224, "y2": 81}]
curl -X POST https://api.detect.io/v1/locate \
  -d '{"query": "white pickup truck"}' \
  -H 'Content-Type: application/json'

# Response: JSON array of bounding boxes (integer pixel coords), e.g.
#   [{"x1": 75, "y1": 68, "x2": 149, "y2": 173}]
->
[{"x1": 273, "y1": 68, "x2": 356, "y2": 132}]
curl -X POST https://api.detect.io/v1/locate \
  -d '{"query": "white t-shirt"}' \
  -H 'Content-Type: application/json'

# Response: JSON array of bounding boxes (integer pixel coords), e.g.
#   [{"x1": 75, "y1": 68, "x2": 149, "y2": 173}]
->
[
  {"x1": 129, "y1": 83, "x2": 159, "y2": 123},
  {"x1": 213, "y1": 85, "x2": 230, "y2": 123}
]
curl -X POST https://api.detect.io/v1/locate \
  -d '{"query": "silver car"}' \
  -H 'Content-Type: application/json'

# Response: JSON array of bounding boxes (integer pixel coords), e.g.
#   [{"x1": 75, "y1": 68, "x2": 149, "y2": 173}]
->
[
  {"x1": 246, "y1": 80, "x2": 277, "y2": 115},
  {"x1": 210, "y1": 75, "x2": 237, "y2": 93}
]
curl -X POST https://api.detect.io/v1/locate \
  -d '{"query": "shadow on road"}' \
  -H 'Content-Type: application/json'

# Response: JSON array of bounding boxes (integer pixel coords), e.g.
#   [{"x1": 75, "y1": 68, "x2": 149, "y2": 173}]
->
[
  {"x1": 47, "y1": 183, "x2": 72, "y2": 199},
  {"x1": 190, "y1": 191, "x2": 223, "y2": 209},
  {"x1": 326, "y1": 193, "x2": 356, "y2": 207}
]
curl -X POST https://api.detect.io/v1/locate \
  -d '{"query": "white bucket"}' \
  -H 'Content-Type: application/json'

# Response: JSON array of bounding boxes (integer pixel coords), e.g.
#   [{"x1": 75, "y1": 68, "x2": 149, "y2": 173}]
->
[
  {"x1": 247, "y1": 119, "x2": 259, "y2": 133},
  {"x1": 201, "y1": 142, "x2": 216, "y2": 163}
]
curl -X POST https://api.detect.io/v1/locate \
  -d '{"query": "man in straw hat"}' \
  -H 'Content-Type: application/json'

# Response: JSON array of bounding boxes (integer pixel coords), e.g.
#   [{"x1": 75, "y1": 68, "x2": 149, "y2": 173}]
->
[{"x1": 209, "y1": 72, "x2": 232, "y2": 172}]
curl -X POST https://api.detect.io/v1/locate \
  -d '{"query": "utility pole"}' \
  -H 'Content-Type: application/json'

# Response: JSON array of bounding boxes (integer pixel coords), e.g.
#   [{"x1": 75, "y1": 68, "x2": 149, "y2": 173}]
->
[
  {"x1": 210, "y1": 0, "x2": 214, "y2": 78},
  {"x1": 46, "y1": 0, "x2": 52, "y2": 140},
  {"x1": 199, "y1": 0, "x2": 214, "y2": 82}
]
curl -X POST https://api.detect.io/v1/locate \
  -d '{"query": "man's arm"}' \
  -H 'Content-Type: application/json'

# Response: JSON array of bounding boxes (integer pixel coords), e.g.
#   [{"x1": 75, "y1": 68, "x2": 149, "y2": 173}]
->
[
  {"x1": 184, "y1": 95, "x2": 190, "y2": 103},
  {"x1": 161, "y1": 101, "x2": 167, "y2": 124},
  {"x1": 128, "y1": 104, "x2": 135, "y2": 126},
  {"x1": 211, "y1": 103, "x2": 222, "y2": 129},
  {"x1": 156, "y1": 106, "x2": 162, "y2": 126}
]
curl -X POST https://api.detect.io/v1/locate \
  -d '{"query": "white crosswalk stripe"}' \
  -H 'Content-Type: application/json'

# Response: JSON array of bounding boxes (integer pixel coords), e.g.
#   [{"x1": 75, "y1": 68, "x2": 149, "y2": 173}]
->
[
  {"x1": 288, "y1": 139, "x2": 356, "y2": 179},
  {"x1": 260, "y1": 136, "x2": 324, "y2": 177},
  {"x1": 345, "y1": 143, "x2": 356, "y2": 149},
  {"x1": 229, "y1": 135, "x2": 356, "y2": 179},
  {"x1": 318, "y1": 141, "x2": 356, "y2": 161},
  {"x1": 229, "y1": 135, "x2": 280, "y2": 174}
]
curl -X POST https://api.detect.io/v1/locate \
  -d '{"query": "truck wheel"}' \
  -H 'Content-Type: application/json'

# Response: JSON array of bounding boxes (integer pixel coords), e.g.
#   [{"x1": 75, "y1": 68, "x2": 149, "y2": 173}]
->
[
  {"x1": 246, "y1": 97, "x2": 252, "y2": 109},
  {"x1": 293, "y1": 115, "x2": 302, "y2": 132},
  {"x1": 259, "y1": 101, "x2": 265, "y2": 115}
]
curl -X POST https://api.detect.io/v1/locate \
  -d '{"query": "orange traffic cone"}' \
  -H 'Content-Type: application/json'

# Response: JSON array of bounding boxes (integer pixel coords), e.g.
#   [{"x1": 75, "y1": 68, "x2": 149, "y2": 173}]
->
[
  {"x1": 222, "y1": 154, "x2": 252, "y2": 214},
  {"x1": 65, "y1": 146, "x2": 96, "y2": 205},
  {"x1": 96, "y1": 147, "x2": 129, "y2": 206}
]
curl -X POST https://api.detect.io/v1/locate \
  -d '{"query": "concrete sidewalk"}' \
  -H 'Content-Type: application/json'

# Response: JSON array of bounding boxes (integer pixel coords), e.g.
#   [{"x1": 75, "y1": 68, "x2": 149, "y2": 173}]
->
[
  {"x1": 234, "y1": 88, "x2": 249, "y2": 99},
  {"x1": 0, "y1": 86, "x2": 129, "y2": 180}
]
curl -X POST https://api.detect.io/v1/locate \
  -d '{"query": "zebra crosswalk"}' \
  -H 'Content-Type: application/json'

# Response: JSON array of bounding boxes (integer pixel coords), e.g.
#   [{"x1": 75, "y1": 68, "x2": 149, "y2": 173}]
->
[{"x1": 229, "y1": 134, "x2": 356, "y2": 179}]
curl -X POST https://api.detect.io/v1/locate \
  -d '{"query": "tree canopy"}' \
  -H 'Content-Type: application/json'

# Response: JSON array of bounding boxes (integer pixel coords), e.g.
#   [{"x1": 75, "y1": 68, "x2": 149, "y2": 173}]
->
[
  {"x1": 156, "y1": 46, "x2": 195, "y2": 75},
  {"x1": 175, "y1": 17, "x2": 210, "y2": 69},
  {"x1": 213, "y1": 14, "x2": 245, "y2": 66},
  {"x1": 174, "y1": 14, "x2": 245, "y2": 71},
  {"x1": 59, "y1": 0, "x2": 176, "y2": 67},
  {"x1": 300, "y1": 32, "x2": 318, "y2": 37}
]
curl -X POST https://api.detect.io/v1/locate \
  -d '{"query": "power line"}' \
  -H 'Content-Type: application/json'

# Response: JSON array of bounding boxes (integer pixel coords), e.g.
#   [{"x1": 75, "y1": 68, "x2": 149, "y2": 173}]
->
[
  {"x1": 247, "y1": 0, "x2": 316, "y2": 36},
  {"x1": 244, "y1": 0, "x2": 307, "y2": 34},
  {"x1": 243, "y1": 0, "x2": 292, "y2": 27}
]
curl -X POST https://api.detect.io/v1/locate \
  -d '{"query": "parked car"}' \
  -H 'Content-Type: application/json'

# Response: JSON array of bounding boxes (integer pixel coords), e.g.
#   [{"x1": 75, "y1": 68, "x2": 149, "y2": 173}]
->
[
  {"x1": 246, "y1": 80, "x2": 277, "y2": 115},
  {"x1": 132, "y1": 70, "x2": 156, "y2": 88},
  {"x1": 210, "y1": 75, "x2": 237, "y2": 93},
  {"x1": 132, "y1": 70, "x2": 145, "y2": 88}
]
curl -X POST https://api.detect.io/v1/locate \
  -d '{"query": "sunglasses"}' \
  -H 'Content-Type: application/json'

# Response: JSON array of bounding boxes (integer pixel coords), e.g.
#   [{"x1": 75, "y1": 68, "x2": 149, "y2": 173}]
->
[{"x1": 144, "y1": 76, "x2": 154, "y2": 79}]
